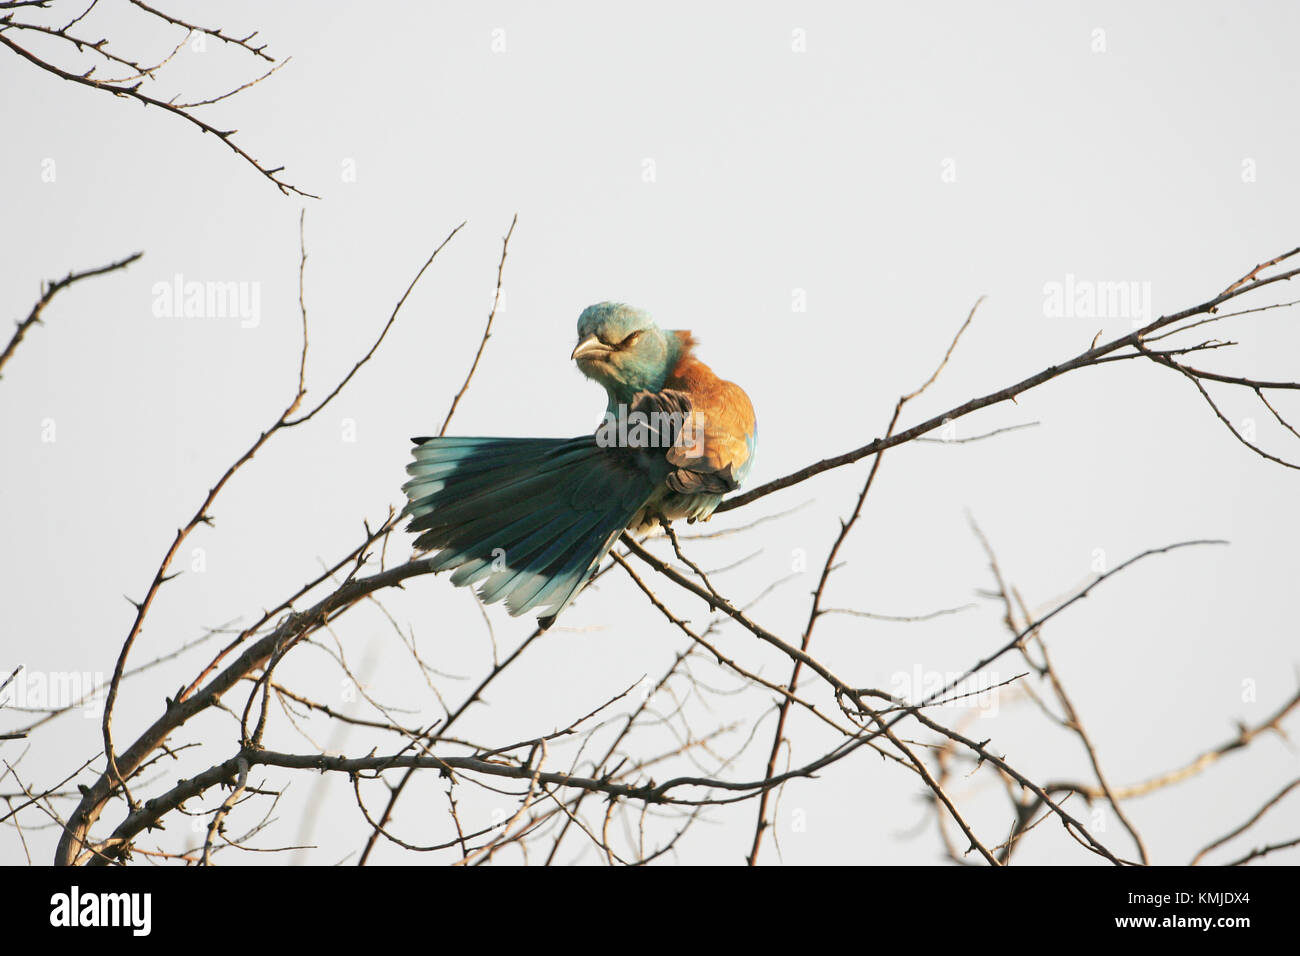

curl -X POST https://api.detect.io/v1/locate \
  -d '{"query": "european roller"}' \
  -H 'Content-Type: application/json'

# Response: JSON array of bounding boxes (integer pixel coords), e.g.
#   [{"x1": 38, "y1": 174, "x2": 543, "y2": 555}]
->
[{"x1": 401, "y1": 303, "x2": 757, "y2": 629}]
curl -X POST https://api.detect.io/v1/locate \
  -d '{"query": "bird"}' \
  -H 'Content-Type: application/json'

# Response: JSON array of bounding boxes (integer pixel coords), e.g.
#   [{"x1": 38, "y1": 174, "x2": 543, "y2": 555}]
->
[{"x1": 401, "y1": 302, "x2": 756, "y2": 629}]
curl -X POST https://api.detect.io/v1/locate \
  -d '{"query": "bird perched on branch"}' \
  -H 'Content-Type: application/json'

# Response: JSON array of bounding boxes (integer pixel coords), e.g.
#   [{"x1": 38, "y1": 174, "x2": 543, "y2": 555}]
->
[{"x1": 402, "y1": 303, "x2": 756, "y2": 629}]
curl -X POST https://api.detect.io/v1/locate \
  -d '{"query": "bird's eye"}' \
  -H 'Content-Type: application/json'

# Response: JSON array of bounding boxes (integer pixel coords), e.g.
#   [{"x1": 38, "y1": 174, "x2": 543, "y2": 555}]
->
[{"x1": 617, "y1": 330, "x2": 643, "y2": 348}]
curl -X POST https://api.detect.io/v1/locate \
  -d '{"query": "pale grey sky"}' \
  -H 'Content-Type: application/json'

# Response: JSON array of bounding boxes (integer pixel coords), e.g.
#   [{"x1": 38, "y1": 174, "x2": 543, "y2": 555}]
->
[{"x1": 2, "y1": 1, "x2": 1297, "y2": 864}]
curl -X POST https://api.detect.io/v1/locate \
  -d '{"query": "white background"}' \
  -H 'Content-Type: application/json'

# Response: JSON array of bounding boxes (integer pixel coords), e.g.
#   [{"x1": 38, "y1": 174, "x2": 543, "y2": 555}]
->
[{"x1": 1, "y1": 1, "x2": 1297, "y2": 865}]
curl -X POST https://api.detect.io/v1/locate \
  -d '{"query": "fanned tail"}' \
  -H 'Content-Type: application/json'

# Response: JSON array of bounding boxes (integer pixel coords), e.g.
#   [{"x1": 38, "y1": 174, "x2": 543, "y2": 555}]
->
[{"x1": 402, "y1": 435, "x2": 656, "y2": 626}]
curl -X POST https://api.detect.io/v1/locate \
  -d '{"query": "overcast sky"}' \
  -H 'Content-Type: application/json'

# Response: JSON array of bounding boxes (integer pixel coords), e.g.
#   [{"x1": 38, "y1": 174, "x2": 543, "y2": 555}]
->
[{"x1": 2, "y1": 1, "x2": 1297, "y2": 865}]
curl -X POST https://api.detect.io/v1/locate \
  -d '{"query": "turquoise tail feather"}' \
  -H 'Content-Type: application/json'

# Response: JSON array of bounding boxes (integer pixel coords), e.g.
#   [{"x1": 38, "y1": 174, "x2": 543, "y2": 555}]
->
[{"x1": 403, "y1": 435, "x2": 658, "y2": 625}]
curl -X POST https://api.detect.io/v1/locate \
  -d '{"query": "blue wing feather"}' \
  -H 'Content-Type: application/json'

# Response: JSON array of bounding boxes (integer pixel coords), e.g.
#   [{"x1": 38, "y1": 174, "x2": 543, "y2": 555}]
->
[{"x1": 403, "y1": 435, "x2": 660, "y2": 624}]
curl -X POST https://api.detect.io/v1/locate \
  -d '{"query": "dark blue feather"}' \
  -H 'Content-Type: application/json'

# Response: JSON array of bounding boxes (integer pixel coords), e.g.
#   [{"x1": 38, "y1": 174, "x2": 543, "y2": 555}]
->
[{"x1": 402, "y1": 435, "x2": 660, "y2": 623}]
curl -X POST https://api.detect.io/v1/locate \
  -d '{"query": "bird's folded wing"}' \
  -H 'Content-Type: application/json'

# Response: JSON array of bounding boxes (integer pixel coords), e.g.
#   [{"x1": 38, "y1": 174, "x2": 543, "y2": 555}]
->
[{"x1": 665, "y1": 378, "x2": 756, "y2": 492}]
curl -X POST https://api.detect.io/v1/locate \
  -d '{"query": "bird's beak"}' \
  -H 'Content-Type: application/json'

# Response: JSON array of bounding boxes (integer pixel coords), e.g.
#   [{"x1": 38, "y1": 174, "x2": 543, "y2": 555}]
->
[{"x1": 571, "y1": 335, "x2": 611, "y2": 362}]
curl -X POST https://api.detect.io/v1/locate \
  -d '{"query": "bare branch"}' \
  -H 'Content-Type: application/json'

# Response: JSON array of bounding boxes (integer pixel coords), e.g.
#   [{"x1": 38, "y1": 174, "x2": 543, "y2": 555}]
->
[
  {"x1": 440, "y1": 214, "x2": 517, "y2": 435},
  {"x1": 0, "y1": 251, "x2": 142, "y2": 381}
]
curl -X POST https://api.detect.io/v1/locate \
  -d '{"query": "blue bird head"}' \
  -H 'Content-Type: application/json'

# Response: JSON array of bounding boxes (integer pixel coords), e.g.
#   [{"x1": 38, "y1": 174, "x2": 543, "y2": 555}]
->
[{"x1": 571, "y1": 303, "x2": 684, "y2": 407}]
